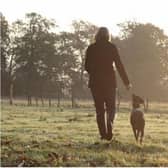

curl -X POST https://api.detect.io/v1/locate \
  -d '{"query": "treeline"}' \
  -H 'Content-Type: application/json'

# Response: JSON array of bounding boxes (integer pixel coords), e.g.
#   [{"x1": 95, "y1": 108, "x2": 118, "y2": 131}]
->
[{"x1": 1, "y1": 12, "x2": 168, "y2": 106}]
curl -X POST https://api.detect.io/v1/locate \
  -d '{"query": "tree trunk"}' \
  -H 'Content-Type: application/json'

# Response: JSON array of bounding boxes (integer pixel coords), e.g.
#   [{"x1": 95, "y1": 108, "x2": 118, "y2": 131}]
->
[
  {"x1": 35, "y1": 97, "x2": 38, "y2": 106},
  {"x1": 41, "y1": 96, "x2": 44, "y2": 106},
  {"x1": 144, "y1": 98, "x2": 149, "y2": 112},
  {"x1": 27, "y1": 95, "x2": 32, "y2": 106},
  {"x1": 71, "y1": 85, "x2": 75, "y2": 108},
  {"x1": 49, "y1": 96, "x2": 51, "y2": 107},
  {"x1": 57, "y1": 91, "x2": 60, "y2": 108},
  {"x1": 9, "y1": 54, "x2": 14, "y2": 106},
  {"x1": 71, "y1": 94, "x2": 75, "y2": 108},
  {"x1": 9, "y1": 82, "x2": 13, "y2": 105}
]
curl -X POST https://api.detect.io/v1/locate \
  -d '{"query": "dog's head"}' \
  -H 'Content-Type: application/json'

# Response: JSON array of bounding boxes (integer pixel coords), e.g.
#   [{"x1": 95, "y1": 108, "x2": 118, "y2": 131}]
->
[{"x1": 132, "y1": 94, "x2": 144, "y2": 108}]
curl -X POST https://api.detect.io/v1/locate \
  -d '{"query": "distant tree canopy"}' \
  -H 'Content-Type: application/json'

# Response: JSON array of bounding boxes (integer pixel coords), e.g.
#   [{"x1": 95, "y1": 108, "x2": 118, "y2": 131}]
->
[
  {"x1": 114, "y1": 21, "x2": 168, "y2": 99},
  {"x1": 13, "y1": 13, "x2": 57, "y2": 100},
  {"x1": 1, "y1": 14, "x2": 10, "y2": 96},
  {"x1": 1, "y1": 12, "x2": 168, "y2": 103}
]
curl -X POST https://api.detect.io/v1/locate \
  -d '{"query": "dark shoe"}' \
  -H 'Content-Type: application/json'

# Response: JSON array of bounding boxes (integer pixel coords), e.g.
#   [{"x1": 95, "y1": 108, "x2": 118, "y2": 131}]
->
[
  {"x1": 96, "y1": 114, "x2": 106, "y2": 141},
  {"x1": 100, "y1": 135, "x2": 107, "y2": 140},
  {"x1": 105, "y1": 133, "x2": 113, "y2": 141}
]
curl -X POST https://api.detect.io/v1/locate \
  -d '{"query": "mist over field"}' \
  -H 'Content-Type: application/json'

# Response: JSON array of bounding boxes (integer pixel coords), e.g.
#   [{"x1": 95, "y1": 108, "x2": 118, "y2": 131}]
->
[{"x1": 1, "y1": 13, "x2": 168, "y2": 103}]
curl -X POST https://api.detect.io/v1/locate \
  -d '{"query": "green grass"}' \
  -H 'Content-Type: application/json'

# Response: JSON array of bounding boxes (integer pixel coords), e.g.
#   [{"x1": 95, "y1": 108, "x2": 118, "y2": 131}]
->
[{"x1": 1, "y1": 101, "x2": 168, "y2": 166}]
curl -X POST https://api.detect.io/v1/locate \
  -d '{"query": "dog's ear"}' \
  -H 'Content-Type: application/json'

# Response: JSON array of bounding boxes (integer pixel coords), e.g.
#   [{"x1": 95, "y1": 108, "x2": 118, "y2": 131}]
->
[
  {"x1": 136, "y1": 95, "x2": 144, "y2": 104},
  {"x1": 139, "y1": 97, "x2": 144, "y2": 104},
  {"x1": 132, "y1": 94, "x2": 144, "y2": 104}
]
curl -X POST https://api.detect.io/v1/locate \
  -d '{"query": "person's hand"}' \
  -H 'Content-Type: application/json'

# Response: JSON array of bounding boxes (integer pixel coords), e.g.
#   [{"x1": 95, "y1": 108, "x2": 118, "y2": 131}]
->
[{"x1": 126, "y1": 83, "x2": 132, "y2": 90}]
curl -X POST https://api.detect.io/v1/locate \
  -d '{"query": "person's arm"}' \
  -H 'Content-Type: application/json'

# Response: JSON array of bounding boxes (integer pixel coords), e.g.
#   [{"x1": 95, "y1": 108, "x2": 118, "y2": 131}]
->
[{"x1": 113, "y1": 45, "x2": 130, "y2": 88}]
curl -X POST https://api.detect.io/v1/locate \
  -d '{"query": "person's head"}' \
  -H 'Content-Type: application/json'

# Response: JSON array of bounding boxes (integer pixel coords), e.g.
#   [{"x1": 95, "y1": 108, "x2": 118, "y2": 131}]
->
[{"x1": 95, "y1": 27, "x2": 110, "y2": 42}]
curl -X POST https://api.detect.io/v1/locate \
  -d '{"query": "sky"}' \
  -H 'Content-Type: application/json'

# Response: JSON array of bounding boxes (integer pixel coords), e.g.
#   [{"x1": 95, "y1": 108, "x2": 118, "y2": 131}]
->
[{"x1": 1, "y1": 0, "x2": 168, "y2": 36}]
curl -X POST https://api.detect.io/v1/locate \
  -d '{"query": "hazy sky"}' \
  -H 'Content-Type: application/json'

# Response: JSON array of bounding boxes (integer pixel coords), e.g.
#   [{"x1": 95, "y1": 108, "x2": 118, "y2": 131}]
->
[{"x1": 1, "y1": 0, "x2": 168, "y2": 36}]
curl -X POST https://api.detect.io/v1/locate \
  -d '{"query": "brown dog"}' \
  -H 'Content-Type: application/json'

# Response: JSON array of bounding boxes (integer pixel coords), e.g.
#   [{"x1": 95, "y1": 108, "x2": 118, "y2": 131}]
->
[{"x1": 130, "y1": 94, "x2": 145, "y2": 144}]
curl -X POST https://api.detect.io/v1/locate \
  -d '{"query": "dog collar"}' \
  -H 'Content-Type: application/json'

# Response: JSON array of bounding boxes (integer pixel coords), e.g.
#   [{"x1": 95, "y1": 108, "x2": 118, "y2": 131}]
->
[{"x1": 132, "y1": 108, "x2": 142, "y2": 112}]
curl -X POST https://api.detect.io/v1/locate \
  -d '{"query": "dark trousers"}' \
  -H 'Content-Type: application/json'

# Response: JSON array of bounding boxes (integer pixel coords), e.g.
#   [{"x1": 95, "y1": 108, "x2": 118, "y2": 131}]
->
[{"x1": 91, "y1": 86, "x2": 116, "y2": 139}]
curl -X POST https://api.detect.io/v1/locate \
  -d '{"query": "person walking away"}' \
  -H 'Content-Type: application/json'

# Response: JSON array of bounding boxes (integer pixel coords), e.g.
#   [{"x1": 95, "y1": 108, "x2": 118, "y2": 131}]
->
[{"x1": 85, "y1": 27, "x2": 131, "y2": 140}]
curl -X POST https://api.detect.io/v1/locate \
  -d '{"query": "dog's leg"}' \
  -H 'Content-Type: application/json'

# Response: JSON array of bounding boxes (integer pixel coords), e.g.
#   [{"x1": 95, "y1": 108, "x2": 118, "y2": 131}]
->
[
  {"x1": 132, "y1": 127, "x2": 137, "y2": 142},
  {"x1": 140, "y1": 129, "x2": 144, "y2": 144},
  {"x1": 137, "y1": 130, "x2": 140, "y2": 143}
]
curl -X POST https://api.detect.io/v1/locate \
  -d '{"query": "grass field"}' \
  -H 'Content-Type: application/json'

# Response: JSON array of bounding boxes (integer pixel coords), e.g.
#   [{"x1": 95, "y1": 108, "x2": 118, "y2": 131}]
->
[{"x1": 1, "y1": 101, "x2": 168, "y2": 166}]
